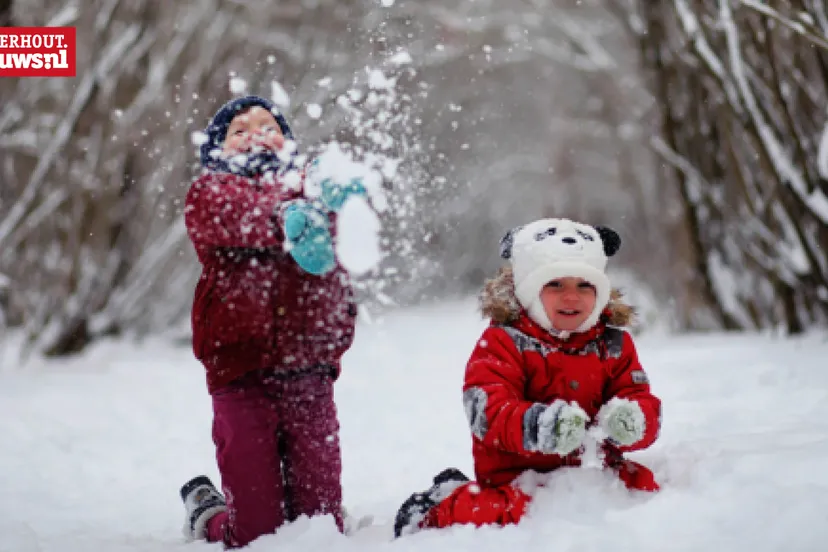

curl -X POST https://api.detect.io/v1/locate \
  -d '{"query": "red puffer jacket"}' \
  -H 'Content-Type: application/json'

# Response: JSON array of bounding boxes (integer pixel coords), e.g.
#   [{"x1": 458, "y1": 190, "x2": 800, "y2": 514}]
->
[
  {"x1": 184, "y1": 170, "x2": 357, "y2": 393},
  {"x1": 465, "y1": 267, "x2": 661, "y2": 487}
]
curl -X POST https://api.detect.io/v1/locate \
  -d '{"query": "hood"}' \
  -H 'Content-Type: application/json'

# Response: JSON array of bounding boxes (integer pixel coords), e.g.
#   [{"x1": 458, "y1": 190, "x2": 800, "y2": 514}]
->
[{"x1": 479, "y1": 265, "x2": 635, "y2": 328}]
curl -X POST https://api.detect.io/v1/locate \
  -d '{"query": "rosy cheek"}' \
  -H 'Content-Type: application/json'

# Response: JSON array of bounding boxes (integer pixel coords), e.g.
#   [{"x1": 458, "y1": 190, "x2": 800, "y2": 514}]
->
[
  {"x1": 225, "y1": 135, "x2": 246, "y2": 152},
  {"x1": 541, "y1": 291, "x2": 559, "y2": 307}
]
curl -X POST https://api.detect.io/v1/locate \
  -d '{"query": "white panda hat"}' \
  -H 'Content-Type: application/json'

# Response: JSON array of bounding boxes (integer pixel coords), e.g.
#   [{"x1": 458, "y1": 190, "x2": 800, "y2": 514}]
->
[{"x1": 499, "y1": 218, "x2": 621, "y2": 334}]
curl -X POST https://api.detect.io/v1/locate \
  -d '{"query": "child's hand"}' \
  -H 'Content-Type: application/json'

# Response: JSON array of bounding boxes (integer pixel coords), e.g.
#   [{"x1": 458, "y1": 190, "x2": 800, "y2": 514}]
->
[
  {"x1": 305, "y1": 157, "x2": 368, "y2": 213},
  {"x1": 282, "y1": 201, "x2": 336, "y2": 276},
  {"x1": 597, "y1": 398, "x2": 645, "y2": 446},
  {"x1": 527, "y1": 400, "x2": 589, "y2": 456},
  {"x1": 319, "y1": 176, "x2": 367, "y2": 212}
]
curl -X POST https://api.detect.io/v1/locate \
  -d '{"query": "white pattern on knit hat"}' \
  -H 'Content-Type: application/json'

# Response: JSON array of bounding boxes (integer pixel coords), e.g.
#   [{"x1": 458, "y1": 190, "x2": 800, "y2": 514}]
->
[{"x1": 501, "y1": 218, "x2": 620, "y2": 333}]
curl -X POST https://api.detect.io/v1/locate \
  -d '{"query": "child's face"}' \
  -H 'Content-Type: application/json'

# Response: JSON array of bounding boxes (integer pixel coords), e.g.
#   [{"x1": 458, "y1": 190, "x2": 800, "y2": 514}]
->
[
  {"x1": 222, "y1": 106, "x2": 285, "y2": 155},
  {"x1": 539, "y1": 277, "x2": 597, "y2": 332}
]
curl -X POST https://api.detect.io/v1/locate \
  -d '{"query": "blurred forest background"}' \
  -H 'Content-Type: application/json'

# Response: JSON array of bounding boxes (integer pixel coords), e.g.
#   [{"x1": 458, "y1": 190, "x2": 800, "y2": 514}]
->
[{"x1": 1, "y1": 0, "x2": 827, "y2": 357}]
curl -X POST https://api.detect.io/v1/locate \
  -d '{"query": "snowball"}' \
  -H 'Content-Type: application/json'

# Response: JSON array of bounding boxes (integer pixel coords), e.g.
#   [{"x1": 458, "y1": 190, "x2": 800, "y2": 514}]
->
[
  {"x1": 306, "y1": 103, "x2": 323, "y2": 119},
  {"x1": 368, "y1": 69, "x2": 394, "y2": 91},
  {"x1": 390, "y1": 50, "x2": 412, "y2": 65},
  {"x1": 335, "y1": 195, "x2": 382, "y2": 276},
  {"x1": 229, "y1": 77, "x2": 247, "y2": 94},
  {"x1": 190, "y1": 131, "x2": 209, "y2": 146}
]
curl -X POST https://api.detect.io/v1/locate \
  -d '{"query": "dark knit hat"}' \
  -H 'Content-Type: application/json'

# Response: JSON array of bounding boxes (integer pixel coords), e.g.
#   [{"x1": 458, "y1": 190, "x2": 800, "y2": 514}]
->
[{"x1": 199, "y1": 95, "x2": 295, "y2": 169}]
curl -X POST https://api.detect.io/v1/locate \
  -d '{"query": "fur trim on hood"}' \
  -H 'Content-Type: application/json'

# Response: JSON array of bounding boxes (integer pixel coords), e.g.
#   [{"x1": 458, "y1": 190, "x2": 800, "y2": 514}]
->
[{"x1": 479, "y1": 266, "x2": 635, "y2": 328}]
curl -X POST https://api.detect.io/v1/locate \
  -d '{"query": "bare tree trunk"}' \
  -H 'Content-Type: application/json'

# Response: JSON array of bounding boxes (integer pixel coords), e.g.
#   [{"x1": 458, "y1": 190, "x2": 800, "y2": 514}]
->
[
  {"x1": 629, "y1": 0, "x2": 828, "y2": 334},
  {"x1": 0, "y1": 0, "x2": 12, "y2": 27}
]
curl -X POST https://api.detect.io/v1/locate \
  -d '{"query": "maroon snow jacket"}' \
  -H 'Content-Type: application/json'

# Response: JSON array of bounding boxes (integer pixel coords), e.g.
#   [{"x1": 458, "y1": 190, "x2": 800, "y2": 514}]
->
[{"x1": 184, "y1": 170, "x2": 357, "y2": 394}]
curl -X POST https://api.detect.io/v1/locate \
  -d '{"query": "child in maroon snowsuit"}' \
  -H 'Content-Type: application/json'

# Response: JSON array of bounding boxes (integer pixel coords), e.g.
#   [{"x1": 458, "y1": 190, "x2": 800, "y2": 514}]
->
[
  {"x1": 394, "y1": 218, "x2": 662, "y2": 537},
  {"x1": 179, "y1": 95, "x2": 361, "y2": 548}
]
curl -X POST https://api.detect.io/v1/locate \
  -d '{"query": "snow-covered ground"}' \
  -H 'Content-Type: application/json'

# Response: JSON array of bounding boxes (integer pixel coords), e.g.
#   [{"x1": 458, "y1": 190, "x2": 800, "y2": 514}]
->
[{"x1": 2, "y1": 298, "x2": 828, "y2": 552}]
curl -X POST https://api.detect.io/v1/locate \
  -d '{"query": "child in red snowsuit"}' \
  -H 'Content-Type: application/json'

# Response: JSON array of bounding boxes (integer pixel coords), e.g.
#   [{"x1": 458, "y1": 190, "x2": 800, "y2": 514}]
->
[
  {"x1": 179, "y1": 95, "x2": 364, "y2": 548},
  {"x1": 394, "y1": 218, "x2": 662, "y2": 537}
]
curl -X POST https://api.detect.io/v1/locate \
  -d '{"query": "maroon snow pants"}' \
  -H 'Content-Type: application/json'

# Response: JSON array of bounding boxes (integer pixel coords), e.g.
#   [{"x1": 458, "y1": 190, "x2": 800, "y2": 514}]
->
[{"x1": 205, "y1": 370, "x2": 343, "y2": 548}]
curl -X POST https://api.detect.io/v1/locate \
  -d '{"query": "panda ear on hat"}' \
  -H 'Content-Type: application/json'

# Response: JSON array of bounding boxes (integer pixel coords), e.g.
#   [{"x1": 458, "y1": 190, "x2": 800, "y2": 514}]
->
[
  {"x1": 499, "y1": 225, "x2": 524, "y2": 260},
  {"x1": 595, "y1": 225, "x2": 621, "y2": 257}
]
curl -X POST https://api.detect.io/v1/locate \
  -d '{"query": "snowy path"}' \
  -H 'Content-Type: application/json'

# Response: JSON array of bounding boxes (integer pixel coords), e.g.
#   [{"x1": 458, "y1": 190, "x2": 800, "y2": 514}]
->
[{"x1": 2, "y1": 299, "x2": 828, "y2": 551}]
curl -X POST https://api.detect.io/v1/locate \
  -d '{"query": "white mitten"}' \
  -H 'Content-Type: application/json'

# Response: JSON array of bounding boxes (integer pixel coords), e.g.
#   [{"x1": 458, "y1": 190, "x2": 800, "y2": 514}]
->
[
  {"x1": 531, "y1": 400, "x2": 589, "y2": 456},
  {"x1": 597, "y1": 398, "x2": 645, "y2": 446}
]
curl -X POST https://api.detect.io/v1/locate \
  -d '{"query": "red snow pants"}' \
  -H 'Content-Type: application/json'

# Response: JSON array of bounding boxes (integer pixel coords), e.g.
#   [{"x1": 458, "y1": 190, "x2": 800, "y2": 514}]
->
[
  {"x1": 425, "y1": 458, "x2": 658, "y2": 529},
  {"x1": 205, "y1": 370, "x2": 343, "y2": 548}
]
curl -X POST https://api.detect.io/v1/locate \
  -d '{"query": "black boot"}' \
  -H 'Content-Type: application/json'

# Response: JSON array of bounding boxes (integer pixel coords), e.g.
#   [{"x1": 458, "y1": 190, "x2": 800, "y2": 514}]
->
[
  {"x1": 393, "y1": 468, "x2": 470, "y2": 538},
  {"x1": 180, "y1": 476, "x2": 227, "y2": 541}
]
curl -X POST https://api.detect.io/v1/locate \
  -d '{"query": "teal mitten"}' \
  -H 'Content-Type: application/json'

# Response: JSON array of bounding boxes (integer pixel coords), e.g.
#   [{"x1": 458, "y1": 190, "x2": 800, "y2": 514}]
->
[
  {"x1": 282, "y1": 201, "x2": 336, "y2": 276},
  {"x1": 319, "y1": 176, "x2": 367, "y2": 212},
  {"x1": 307, "y1": 157, "x2": 368, "y2": 213}
]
